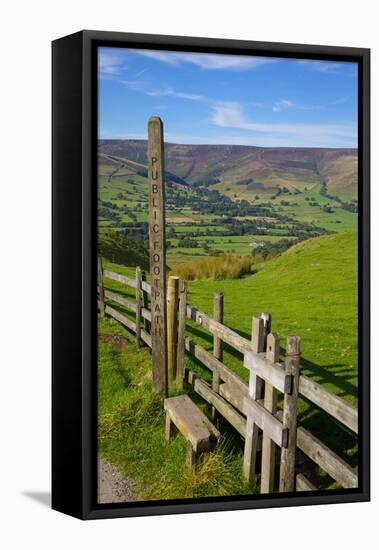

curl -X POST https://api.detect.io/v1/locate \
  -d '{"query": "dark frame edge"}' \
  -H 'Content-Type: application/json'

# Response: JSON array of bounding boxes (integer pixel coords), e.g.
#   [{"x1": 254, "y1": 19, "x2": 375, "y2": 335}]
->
[
  {"x1": 52, "y1": 30, "x2": 85, "y2": 519},
  {"x1": 52, "y1": 30, "x2": 370, "y2": 521}
]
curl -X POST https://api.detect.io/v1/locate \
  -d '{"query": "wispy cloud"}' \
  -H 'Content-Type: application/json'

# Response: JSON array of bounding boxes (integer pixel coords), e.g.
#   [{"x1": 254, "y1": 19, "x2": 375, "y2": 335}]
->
[
  {"x1": 272, "y1": 99, "x2": 295, "y2": 112},
  {"x1": 99, "y1": 51, "x2": 124, "y2": 79},
  {"x1": 122, "y1": 79, "x2": 204, "y2": 101},
  {"x1": 135, "y1": 50, "x2": 277, "y2": 71},
  {"x1": 211, "y1": 101, "x2": 356, "y2": 146},
  {"x1": 297, "y1": 60, "x2": 342, "y2": 73}
]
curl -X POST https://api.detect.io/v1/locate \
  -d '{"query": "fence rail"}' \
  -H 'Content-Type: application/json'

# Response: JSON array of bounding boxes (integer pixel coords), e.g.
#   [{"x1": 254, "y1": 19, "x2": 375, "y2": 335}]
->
[{"x1": 98, "y1": 260, "x2": 358, "y2": 493}]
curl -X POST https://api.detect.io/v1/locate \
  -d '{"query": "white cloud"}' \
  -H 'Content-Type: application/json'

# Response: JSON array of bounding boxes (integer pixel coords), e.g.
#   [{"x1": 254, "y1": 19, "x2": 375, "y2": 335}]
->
[
  {"x1": 272, "y1": 99, "x2": 295, "y2": 112},
  {"x1": 211, "y1": 101, "x2": 356, "y2": 146},
  {"x1": 122, "y1": 79, "x2": 204, "y2": 101},
  {"x1": 296, "y1": 60, "x2": 342, "y2": 73},
  {"x1": 99, "y1": 52, "x2": 124, "y2": 78},
  {"x1": 135, "y1": 50, "x2": 277, "y2": 71}
]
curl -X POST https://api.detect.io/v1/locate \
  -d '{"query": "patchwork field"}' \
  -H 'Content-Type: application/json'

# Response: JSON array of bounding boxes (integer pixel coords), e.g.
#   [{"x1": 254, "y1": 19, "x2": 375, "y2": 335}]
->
[{"x1": 98, "y1": 140, "x2": 358, "y2": 269}]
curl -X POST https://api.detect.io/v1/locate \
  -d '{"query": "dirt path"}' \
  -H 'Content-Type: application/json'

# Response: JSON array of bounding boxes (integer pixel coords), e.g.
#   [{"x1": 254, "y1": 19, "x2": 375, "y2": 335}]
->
[{"x1": 97, "y1": 458, "x2": 139, "y2": 504}]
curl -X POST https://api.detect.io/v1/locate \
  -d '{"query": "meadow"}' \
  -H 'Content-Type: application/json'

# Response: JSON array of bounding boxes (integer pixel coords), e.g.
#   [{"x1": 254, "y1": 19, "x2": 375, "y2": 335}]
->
[{"x1": 98, "y1": 231, "x2": 358, "y2": 494}]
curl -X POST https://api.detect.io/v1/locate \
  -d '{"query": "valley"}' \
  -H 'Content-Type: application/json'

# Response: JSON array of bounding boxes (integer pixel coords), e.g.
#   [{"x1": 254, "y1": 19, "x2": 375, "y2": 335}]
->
[{"x1": 98, "y1": 140, "x2": 358, "y2": 270}]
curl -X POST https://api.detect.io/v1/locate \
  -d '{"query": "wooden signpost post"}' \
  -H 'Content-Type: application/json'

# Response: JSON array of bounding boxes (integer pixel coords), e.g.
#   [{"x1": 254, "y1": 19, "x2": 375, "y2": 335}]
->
[{"x1": 148, "y1": 116, "x2": 168, "y2": 397}]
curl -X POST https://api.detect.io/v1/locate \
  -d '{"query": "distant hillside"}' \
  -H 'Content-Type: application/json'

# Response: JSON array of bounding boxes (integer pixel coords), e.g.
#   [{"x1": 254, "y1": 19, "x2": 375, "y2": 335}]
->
[
  {"x1": 98, "y1": 230, "x2": 149, "y2": 270},
  {"x1": 99, "y1": 140, "x2": 358, "y2": 198}
]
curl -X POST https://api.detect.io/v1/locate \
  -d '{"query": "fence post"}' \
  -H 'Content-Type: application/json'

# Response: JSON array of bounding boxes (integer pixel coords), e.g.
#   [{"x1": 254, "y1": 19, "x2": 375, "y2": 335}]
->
[
  {"x1": 212, "y1": 292, "x2": 224, "y2": 419},
  {"x1": 97, "y1": 257, "x2": 105, "y2": 317},
  {"x1": 135, "y1": 267, "x2": 142, "y2": 349},
  {"x1": 279, "y1": 335, "x2": 301, "y2": 492},
  {"x1": 167, "y1": 276, "x2": 179, "y2": 384},
  {"x1": 261, "y1": 332, "x2": 279, "y2": 493},
  {"x1": 176, "y1": 279, "x2": 188, "y2": 390},
  {"x1": 141, "y1": 270, "x2": 150, "y2": 333},
  {"x1": 243, "y1": 315, "x2": 265, "y2": 483}
]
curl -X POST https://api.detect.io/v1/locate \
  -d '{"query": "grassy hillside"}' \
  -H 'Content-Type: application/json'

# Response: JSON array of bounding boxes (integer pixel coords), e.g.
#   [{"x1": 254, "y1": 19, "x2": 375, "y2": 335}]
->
[
  {"x1": 98, "y1": 230, "x2": 149, "y2": 270},
  {"x1": 187, "y1": 231, "x2": 358, "y2": 402}
]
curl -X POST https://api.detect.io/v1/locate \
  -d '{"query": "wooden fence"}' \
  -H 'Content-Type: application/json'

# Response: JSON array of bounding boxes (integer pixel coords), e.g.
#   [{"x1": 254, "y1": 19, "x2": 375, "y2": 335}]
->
[{"x1": 97, "y1": 258, "x2": 358, "y2": 494}]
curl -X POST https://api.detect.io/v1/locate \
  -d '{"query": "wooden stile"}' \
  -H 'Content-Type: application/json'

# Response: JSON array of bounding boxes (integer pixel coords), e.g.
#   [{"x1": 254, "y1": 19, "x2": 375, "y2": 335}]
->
[
  {"x1": 261, "y1": 332, "x2": 279, "y2": 494},
  {"x1": 185, "y1": 369, "x2": 247, "y2": 437},
  {"x1": 135, "y1": 266, "x2": 142, "y2": 349},
  {"x1": 176, "y1": 279, "x2": 188, "y2": 390},
  {"x1": 97, "y1": 257, "x2": 105, "y2": 317},
  {"x1": 167, "y1": 276, "x2": 179, "y2": 384},
  {"x1": 243, "y1": 316, "x2": 266, "y2": 483},
  {"x1": 279, "y1": 335, "x2": 301, "y2": 492}
]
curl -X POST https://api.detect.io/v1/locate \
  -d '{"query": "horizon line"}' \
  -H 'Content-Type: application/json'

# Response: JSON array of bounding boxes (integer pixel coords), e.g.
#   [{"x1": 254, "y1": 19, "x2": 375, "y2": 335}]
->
[{"x1": 98, "y1": 137, "x2": 358, "y2": 150}]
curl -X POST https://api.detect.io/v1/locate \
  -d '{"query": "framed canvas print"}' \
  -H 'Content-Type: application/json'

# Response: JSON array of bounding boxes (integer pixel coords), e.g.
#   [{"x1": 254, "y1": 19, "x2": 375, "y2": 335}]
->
[{"x1": 52, "y1": 30, "x2": 370, "y2": 520}]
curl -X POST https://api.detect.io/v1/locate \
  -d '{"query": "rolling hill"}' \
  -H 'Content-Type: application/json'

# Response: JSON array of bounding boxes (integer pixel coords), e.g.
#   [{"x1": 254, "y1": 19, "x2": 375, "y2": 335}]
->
[{"x1": 99, "y1": 140, "x2": 358, "y2": 199}]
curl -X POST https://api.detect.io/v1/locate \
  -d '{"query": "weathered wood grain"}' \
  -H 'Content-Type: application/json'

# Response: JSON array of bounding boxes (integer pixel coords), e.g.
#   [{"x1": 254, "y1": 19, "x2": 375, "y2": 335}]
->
[
  {"x1": 279, "y1": 335, "x2": 301, "y2": 492},
  {"x1": 185, "y1": 337, "x2": 248, "y2": 396},
  {"x1": 141, "y1": 308, "x2": 152, "y2": 322},
  {"x1": 243, "y1": 396, "x2": 288, "y2": 448},
  {"x1": 104, "y1": 289, "x2": 137, "y2": 312},
  {"x1": 186, "y1": 305, "x2": 290, "y2": 393},
  {"x1": 148, "y1": 116, "x2": 167, "y2": 396},
  {"x1": 103, "y1": 269, "x2": 136, "y2": 289},
  {"x1": 167, "y1": 276, "x2": 179, "y2": 383},
  {"x1": 296, "y1": 426, "x2": 358, "y2": 488},
  {"x1": 141, "y1": 280, "x2": 151, "y2": 294},
  {"x1": 164, "y1": 394, "x2": 219, "y2": 453},
  {"x1": 141, "y1": 329, "x2": 152, "y2": 348},
  {"x1": 261, "y1": 332, "x2": 280, "y2": 494},
  {"x1": 176, "y1": 280, "x2": 188, "y2": 390},
  {"x1": 299, "y1": 374, "x2": 358, "y2": 433},
  {"x1": 219, "y1": 382, "x2": 247, "y2": 412},
  {"x1": 185, "y1": 369, "x2": 247, "y2": 437},
  {"x1": 243, "y1": 316, "x2": 266, "y2": 483}
]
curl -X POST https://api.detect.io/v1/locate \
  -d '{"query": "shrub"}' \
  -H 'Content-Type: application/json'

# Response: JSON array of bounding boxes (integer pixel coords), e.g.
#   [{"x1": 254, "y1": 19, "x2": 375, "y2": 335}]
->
[{"x1": 173, "y1": 254, "x2": 256, "y2": 281}]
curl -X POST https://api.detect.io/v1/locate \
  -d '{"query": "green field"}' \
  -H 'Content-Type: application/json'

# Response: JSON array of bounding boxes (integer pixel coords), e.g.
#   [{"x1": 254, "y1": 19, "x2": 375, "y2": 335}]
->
[{"x1": 99, "y1": 231, "x2": 358, "y2": 494}]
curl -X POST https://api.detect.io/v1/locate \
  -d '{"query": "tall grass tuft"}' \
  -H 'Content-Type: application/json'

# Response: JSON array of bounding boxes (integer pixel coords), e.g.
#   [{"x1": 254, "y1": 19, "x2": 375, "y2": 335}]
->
[{"x1": 173, "y1": 254, "x2": 256, "y2": 281}]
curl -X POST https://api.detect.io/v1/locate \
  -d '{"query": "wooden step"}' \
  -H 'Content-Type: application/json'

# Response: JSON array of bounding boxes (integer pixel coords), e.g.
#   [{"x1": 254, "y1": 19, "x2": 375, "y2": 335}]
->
[{"x1": 164, "y1": 395, "x2": 220, "y2": 460}]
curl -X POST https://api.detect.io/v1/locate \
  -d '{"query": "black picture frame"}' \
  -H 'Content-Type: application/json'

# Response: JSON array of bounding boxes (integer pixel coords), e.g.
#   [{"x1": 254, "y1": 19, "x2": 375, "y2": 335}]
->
[{"x1": 52, "y1": 30, "x2": 370, "y2": 520}]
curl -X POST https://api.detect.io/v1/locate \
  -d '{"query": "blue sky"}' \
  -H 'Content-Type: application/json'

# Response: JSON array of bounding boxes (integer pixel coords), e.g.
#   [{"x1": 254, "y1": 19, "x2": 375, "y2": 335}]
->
[{"x1": 98, "y1": 47, "x2": 358, "y2": 148}]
